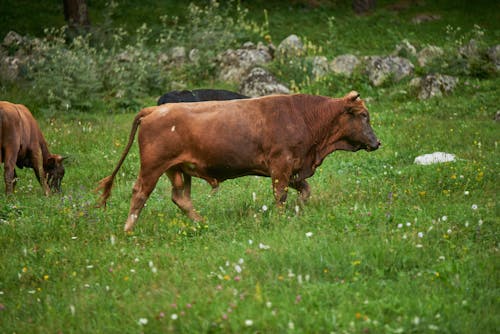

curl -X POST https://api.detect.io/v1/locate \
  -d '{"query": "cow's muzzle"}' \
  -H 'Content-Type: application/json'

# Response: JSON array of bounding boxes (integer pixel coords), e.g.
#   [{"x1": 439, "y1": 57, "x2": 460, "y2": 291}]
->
[{"x1": 366, "y1": 140, "x2": 381, "y2": 152}]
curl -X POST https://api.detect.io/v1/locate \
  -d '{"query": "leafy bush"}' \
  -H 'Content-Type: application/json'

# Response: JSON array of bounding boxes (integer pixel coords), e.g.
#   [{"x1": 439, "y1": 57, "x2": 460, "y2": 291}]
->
[
  {"x1": 100, "y1": 24, "x2": 168, "y2": 110},
  {"x1": 426, "y1": 24, "x2": 497, "y2": 78},
  {"x1": 13, "y1": 0, "x2": 268, "y2": 113},
  {"x1": 27, "y1": 27, "x2": 103, "y2": 112}
]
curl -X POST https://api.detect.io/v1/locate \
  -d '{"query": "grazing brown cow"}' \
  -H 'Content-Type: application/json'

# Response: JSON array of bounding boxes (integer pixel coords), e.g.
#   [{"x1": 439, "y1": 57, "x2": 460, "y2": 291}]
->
[
  {"x1": 0, "y1": 101, "x2": 65, "y2": 195},
  {"x1": 97, "y1": 91, "x2": 380, "y2": 231}
]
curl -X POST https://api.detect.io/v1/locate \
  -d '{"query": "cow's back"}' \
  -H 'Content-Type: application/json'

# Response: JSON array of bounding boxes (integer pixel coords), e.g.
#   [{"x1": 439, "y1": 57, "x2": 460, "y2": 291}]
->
[{"x1": 145, "y1": 95, "x2": 295, "y2": 139}]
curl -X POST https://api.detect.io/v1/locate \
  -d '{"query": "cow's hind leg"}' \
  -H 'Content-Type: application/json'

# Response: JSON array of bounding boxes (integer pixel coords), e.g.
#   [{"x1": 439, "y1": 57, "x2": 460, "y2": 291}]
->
[
  {"x1": 3, "y1": 150, "x2": 17, "y2": 195},
  {"x1": 166, "y1": 169, "x2": 202, "y2": 221},
  {"x1": 124, "y1": 169, "x2": 162, "y2": 232}
]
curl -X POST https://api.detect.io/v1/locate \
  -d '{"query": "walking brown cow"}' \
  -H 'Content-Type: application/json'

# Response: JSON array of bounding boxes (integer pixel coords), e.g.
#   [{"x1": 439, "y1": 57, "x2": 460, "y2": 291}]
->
[
  {"x1": 97, "y1": 91, "x2": 380, "y2": 231},
  {"x1": 0, "y1": 101, "x2": 65, "y2": 195}
]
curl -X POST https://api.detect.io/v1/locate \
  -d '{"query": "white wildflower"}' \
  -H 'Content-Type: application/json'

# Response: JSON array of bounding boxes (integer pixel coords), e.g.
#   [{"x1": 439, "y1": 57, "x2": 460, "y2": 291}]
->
[{"x1": 259, "y1": 243, "x2": 270, "y2": 250}]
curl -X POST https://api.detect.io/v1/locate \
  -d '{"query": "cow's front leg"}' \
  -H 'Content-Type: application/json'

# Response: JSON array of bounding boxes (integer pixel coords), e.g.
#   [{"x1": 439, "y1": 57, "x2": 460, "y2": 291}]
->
[
  {"x1": 124, "y1": 171, "x2": 162, "y2": 232},
  {"x1": 33, "y1": 147, "x2": 50, "y2": 196},
  {"x1": 289, "y1": 179, "x2": 311, "y2": 203},
  {"x1": 271, "y1": 174, "x2": 291, "y2": 208}
]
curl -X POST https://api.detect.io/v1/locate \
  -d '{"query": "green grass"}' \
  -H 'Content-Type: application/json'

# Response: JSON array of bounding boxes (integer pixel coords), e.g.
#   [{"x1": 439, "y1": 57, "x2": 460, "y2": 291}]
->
[
  {"x1": 1, "y1": 90, "x2": 497, "y2": 332},
  {"x1": 0, "y1": 1, "x2": 499, "y2": 333}
]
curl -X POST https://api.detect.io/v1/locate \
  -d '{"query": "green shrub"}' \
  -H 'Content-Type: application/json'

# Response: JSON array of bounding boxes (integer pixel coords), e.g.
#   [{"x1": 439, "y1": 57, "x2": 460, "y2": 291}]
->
[
  {"x1": 14, "y1": 1, "x2": 268, "y2": 113},
  {"x1": 27, "y1": 27, "x2": 103, "y2": 112},
  {"x1": 426, "y1": 24, "x2": 496, "y2": 78}
]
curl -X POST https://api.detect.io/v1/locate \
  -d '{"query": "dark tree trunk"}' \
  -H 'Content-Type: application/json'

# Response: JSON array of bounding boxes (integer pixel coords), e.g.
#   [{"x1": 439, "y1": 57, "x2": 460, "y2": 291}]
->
[
  {"x1": 63, "y1": 0, "x2": 90, "y2": 29},
  {"x1": 352, "y1": 0, "x2": 377, "y2": 14}
]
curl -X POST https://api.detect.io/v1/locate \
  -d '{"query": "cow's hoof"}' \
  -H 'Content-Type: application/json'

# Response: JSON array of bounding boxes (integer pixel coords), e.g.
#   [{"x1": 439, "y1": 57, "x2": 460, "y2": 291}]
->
[{"x1": 189, "y1": 211, "x2": 203, "y2": 222}]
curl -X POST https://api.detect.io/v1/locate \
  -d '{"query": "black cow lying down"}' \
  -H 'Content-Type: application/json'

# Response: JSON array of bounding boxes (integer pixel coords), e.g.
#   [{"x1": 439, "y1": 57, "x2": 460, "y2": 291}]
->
[{"x1": 157, "y1": 89, "x2": 248, "y2": 105}]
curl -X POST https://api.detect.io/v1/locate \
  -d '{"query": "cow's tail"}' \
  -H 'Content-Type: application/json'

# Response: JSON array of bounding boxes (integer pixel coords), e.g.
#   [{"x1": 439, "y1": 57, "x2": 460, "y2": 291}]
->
[
  {"x1": 0, "y1": 109, "x2": 3, "y2": 163},
  {"x1": 95, "y1": 108, "x2": 155, "y2": 208}
]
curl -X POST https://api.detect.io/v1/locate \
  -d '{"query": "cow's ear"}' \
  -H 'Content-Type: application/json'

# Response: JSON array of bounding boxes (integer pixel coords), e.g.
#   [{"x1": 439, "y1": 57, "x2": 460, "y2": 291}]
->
[
  {"x1": 344, "y1": 91, "x2": 360, "y2": 102},
  {"x1": 48, "y1": 155, "x2": 65, "y2": 167},
  {"x1": 47, "y1": 157, "x2": 57, "y2": 168}
]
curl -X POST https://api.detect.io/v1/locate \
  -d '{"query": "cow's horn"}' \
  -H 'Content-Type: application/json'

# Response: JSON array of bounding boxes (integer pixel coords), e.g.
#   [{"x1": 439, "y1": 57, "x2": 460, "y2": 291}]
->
[{"x1": 345, "y1": 91, "x2": 360, "y2": 101}]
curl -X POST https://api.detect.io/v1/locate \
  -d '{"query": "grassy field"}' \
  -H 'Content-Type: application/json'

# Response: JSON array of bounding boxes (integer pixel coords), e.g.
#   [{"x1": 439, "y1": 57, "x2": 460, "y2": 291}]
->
[{"x1": 1, "y1": 1, "x2": 499, "y2": 333}]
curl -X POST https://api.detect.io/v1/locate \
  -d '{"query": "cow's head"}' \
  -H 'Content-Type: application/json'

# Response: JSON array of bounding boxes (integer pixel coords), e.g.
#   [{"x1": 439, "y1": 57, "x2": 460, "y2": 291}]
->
[
  {"x1": 46, "y1": 155, "x2": 66, "y2": 192},
  {"x1": 337, "y1": 91, "x2": 380, "y2": 152}
]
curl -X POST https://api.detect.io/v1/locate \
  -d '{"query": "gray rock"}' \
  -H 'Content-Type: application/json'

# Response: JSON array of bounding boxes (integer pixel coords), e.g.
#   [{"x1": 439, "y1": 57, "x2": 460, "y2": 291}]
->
[
  {"x1": 393, "y1": 39, "x2": 417, "y2": 58},
  {"x1": 418, "y1": 45, "x2": 444, "y2": 67},
  {"x1": 411, "y1": 14, "x2": 441, "y2": 24},
  {"x1": 412, "y1": 74, "x2": 459, "y2": 99},
  {"x1": 311, "y1": 56, "x2": 329, "y2": 79},
  {"x1": 276, "y1": 34, "x2": 305, "y2": 58},
  {"x1": 0, "y1": 56, "x2": 22, "y2": 81},
  {"x1": 188, "y1": 48, "x2": 200, "y2": 63},
  {"x1": 330, "y1": 54, "x2": 360, "y2": 77},
  {"x1": 487, "y1": 44, "x2": 500, "y2": 71},
  {"x1": 217, "y1": 42, "x2": 273, "y2": 82},
  {"x1": 116, "y1": 50, "x2": 135, "y2": 62},
  {"x1": 364, "y1": 56, "x2": 414, "y2": 86},
  {"x1": 240, "y1": 67, "x2": 290, "y2": 97},
  {"x1": 459, "y1": 39, "x2": 480, "y2": 59},
  {"x1": 414, "y1": 152, "x2": 455, "y2": 165},
  {"x1": 170, "y1": 46, "x2": 186, "y2": 63},
  {"x1": 157, "y1": 52, "x2": 169, "y2": 65},
  {"x1": 2, "y1": 31, "x2": 24, "y2": 47}
]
